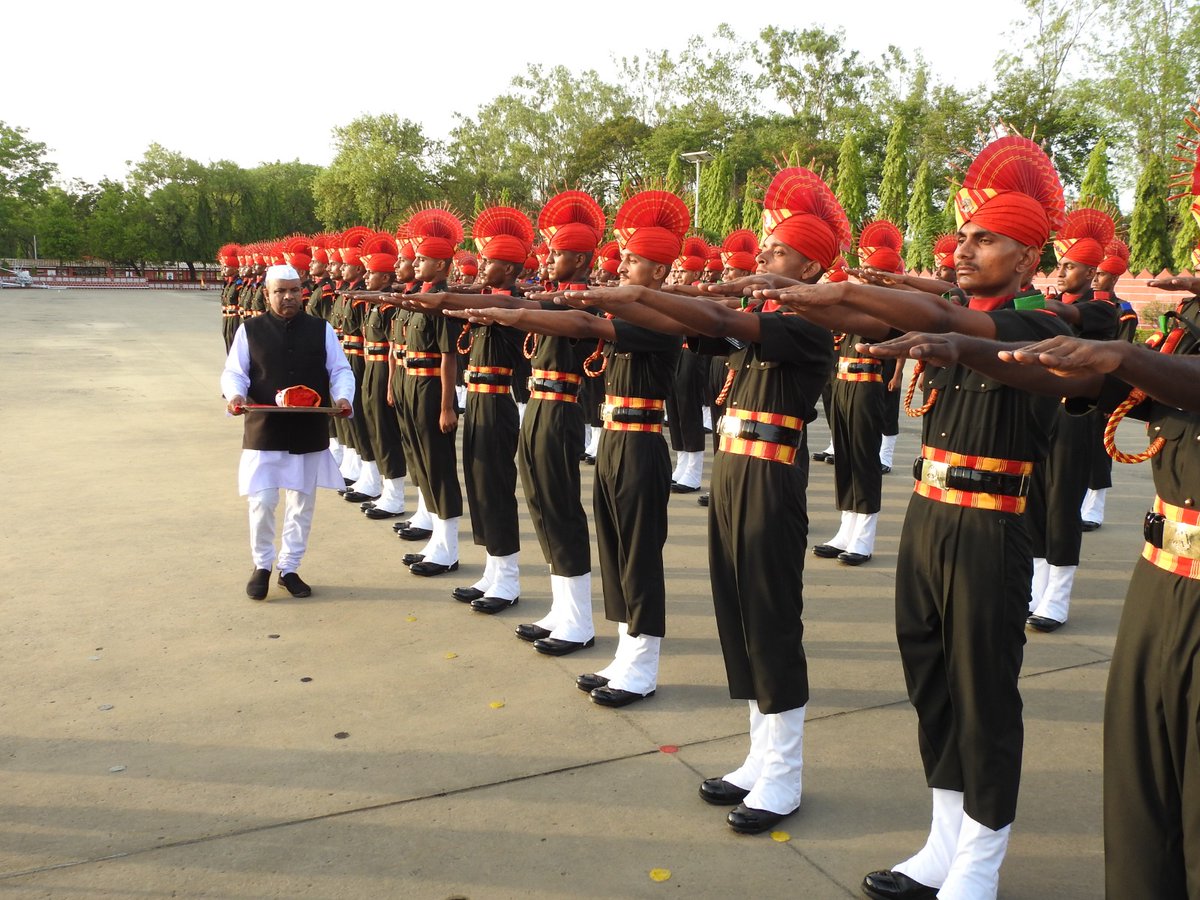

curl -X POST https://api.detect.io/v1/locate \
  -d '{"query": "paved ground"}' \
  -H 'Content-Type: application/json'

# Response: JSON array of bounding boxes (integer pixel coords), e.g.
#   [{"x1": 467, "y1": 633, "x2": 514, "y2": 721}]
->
[{"x1": 0, "y1": 289, "x2": 1150, "y2": 898}]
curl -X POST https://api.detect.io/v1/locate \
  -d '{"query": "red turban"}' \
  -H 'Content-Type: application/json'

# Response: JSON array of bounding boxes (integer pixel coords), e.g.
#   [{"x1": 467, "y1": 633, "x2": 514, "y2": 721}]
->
[
  {"x1": 615, "y1": 191, "x2": 691, "y2": 266},
  {"x1": 407, "y1": 207, "x2": 465, "y2": 261},
  {"x1": 933, "y1": 234, "x2": 957, "y2": 268},
  {"x1": 473, "y1": 206, "x2": 535, "y2": 265},
  {"x1": 721, "y1": 229, "x2": 760, "y2": 272},
  {"x1": 538, "y1": 191, "x2": 605, "y2": 254},
  {"x1": 858, "y1": 221, "x2": 904, "y2": 275},
  {"x1": 1054, "y1": 207, "x2": 1115, "y2": 267},
  {"x1": 954, "y1": 136, "x2": 1065, "y2": 250},
  {"x1": 218, "y1": 243, "x2": 240, "y2": 267},
  {"x1": 524, "y1": 255, "x2": 538, "y2": 270},
  {"x1": 361, "y1": 233, "x2": 399, "y2": 273},
  {"x1": 762, "y1": 168, "x2": 851, "y2": 270},
  {"x1": 679, "y1": 236, "x2": 709, "y2": 272}
]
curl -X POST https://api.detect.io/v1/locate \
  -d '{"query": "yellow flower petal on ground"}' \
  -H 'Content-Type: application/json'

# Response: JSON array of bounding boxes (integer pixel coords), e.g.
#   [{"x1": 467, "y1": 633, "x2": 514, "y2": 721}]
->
[
  {"x1": 405, "y1": 615, "x2": 417, "y2": 622},
  {"x1": 444, "y1": 652, "x2": 458, "y2": 659},
  {"x1": 489, "y1": 701, "x2": 505, "y2": 709},
  {"x1": 649, "y1": 868, "x2": 671, "y2": 882},
  {"x1": 770, "y1": 831, "x2": 790, "y2": 842}
]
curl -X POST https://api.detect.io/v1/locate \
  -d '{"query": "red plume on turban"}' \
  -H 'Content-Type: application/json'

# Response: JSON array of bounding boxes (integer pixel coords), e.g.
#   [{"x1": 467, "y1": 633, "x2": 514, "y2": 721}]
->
[
  {"x1": 596, "y1": 240, "x2": 621, "y2": 275},
  {"x1": 762, "y1": 167, "x2": 851, "y2": 269},
  {"x1": 706, "y1": 246, "x2": 723, "y2": 271},
  {"x1": 393, "y1": 223, "x2": 416, "y2": 261},
  {"x1": 1098, "y1": 238, "x2": 1130, "y2": 276},
  {"x1": 454, "y1": 250, "x2": 478, "y2": 276},
  {"x1": 721, "y1": 229, "x2": 761, "y2": 272},
  {"x1": 309, "y1": 233, "x2": 334, "y2": 264},
  {"x1": 826, "y1": 256, "x2": 850, "y2": 283},
  {"x1": 679, "y1": 236, "x2": 710, "y2": 272},
  {"x1": 1167, "y1": 104, "x2": 1200, "y2": 231},
  {"x1": 360, "y1": 233, "x2": 399, "y2": 273},
  {"x1": 858, "y1": 220, "x2": 905, "y2": 274},
  {"x1": 281, "y1": 235, "x2": 313, "y2": 272},
  {"x1": 339, "y1": 225, "x2": 374, "y2": 267},
  {"x1": 533, "y1": 242, "x2": 549, "y2": 262},
  {"x1": 218, "y1": 243, "x2": 241, "y2": 266},
  {"x1": 614, "y1": 190, "x2": 691, "y2": 265},
  {"x1": 954, "y1": 135, "x2": 1065, "y2": 250},
  {"x1": 1054, "y1": 207, "x2": 1115, "y2": 267},
  {"x1": 472, "y1": 206, "x2": 535, "y2": 265},
  {"x1": 538, "y1": 190, "x2": 605, "y2": 253},
  {"x1": 407, "y1": 206, "x2": 465, "y2": 261},
  {"x1": 933, "y1": 234, "x2": 958, "y2": 268}
]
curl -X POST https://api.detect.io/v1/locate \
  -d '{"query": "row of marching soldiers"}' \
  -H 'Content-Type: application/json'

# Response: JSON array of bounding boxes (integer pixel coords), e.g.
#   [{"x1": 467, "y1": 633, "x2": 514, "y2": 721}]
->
[{"x1": 215, "y1": 113, "x2": 1200, "y2": 900}]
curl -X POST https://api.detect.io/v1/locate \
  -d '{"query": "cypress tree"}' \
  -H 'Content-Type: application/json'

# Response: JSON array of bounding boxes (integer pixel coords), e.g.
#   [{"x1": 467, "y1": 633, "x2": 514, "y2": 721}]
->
[
  {"x1": 1172, "y1": 194, "x2": 1200, "y2": 271},
  {"x1": 1079, "y1": 139, "x2": 1119, "y2": 211},
  {"x1": 1128, "y1": 154, "x2": 1172, "y2": 275},
  {"x1": 741, "y1": 168, "x2": 766, "y2": 233},
  {"x1": 834, "y1": 131, "x2": 867, "y2": 230},
  {"x1": 665, "y1": 152, "x2": 683, "y2": 195},
  {"x1": 905, "y1": 159, "x2": 936, "y2": 272},
  {"x1": 877, "y1": 117, "x2": 910, "y2": 229}
]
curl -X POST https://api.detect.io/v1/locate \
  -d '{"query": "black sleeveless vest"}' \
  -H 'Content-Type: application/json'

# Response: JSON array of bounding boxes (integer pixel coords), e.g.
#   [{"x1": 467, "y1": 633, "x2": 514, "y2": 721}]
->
[{"x1": 243, "y1": 311, "x2": 332, "y2": 453}]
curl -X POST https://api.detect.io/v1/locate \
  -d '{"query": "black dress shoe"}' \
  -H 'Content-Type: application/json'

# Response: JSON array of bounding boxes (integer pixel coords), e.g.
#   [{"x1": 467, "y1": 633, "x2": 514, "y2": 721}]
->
[
  {"x1": 533, "y1": 636, "x2": 595, "y2": 656},
  {"x1": 838, "y1": 552, "x2": 871, "y2": 566},
  {"x1": 726, "y1": 803, "x2": 796, "y2": 834},
  {"x1": 670, "y1": 483, "x2": 700, "y2": 494},
  {"x1": 584, "y1": 454, "x2": 596, "y2": 465},
  {"x1": 246, "y1": 568, "x2": 271, "y2": 600},
  {"x1": 278, "y1": 572, "x2": 312, "y2": 598},
  {"x1": 824, "y1": 454, "x2": 835, "y2": 465},
  {"x1": 410, "y1": 560, "x2": 458, "y2": 577},
  {"x1": 811, "y1": 451, "x2": 831, "y2": 462},
  {"x1": 576, "y1": 673, "x2": 609, "y2": 693},
  {"x1": 364, "y1": 507, "x2": 403, "y2": 520},
  {"x1": 590, "y1": 685, "x2": 654, "y2": 707},
  {"x1": 396, "y1": 526, "x2": 433, "y2": 541},
  {"x1": 360, "y1": 500, "x2": 375, "y2": 510},
  {"x1": 1027, "y1": 614, "x2": 1064, "y2": 632},
  {"x1": 392, "y1": 520, "x2": 411, "y2": 532},
  {"x1": 470, "y1": 595, "x2": 519, "y2": 614},
  {"x1": 881, "y1": 464, "x2": 892, "y2": 474},
  {"x1": 402, "y1": 553, "x2": 425, "y2": 566},
  {"x1": 515, "y1": 623, "x2": 551, "y2": 643},
  {"x1": 699, "y1": 778, "x2": 750, "y2": 806},
  {"x1": 343, "y1": 476, "x2": 356, "y2": 486},
  {"x1": 1081, "y1": 520, "x2": 1102, "y2": 532},
  {"x1": 343, "y1": 491, "x2": 380, "y2": 503},
  {"x1": 861, "y1": 869, "x2": 938, "y2": 900},
  {"x1": 453, "y1": 586, "x2": 485, "y2": 603},
  {"x1": 812, "y1": 543, "x2": 844, "y2": 559},
  {"x1": 698, "y1": 493, "x2": 710, "y2": 507}
]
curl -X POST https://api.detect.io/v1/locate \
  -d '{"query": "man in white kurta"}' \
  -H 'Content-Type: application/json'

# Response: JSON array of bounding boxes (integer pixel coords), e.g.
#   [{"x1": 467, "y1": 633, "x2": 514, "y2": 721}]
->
[{"x1": 221, "y1": 265, "x2": 355, "y2": 599}]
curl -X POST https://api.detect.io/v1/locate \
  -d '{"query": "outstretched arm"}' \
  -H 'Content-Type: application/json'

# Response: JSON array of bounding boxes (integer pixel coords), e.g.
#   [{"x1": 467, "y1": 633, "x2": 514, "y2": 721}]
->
[
  {"x1": 445, "y1": 306, "x2": 615, "y2": 340},
  {"x1": 769, "y1": 281, "x2": 1000, "y2": 337}
]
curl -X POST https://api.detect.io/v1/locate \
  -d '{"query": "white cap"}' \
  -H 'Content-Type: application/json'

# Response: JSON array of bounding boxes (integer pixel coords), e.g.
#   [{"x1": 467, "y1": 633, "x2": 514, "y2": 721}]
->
[{"x1": 265, "y1": 264, "x2": 301, "y2": 282}]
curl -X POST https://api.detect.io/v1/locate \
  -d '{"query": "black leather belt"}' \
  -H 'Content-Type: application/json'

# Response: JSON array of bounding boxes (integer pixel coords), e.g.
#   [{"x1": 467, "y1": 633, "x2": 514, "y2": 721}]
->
[
  {"x1": 528, "y1": 377, "x2": 580, "y2": 395},
  {"x1": 840, "y1": 361, "x2": 882, "y2": 374},
  {"x1": 913, "y1": 459, "x2": 1030, "y2": 497},
  {"x1": 717, "y1": 416, "x2": 802, "y2": 448},
  {"x1": 602, "y1": 406, "x2": 665, "y2": 425},
  {"x1": 466, "y1": 372, "x2": 513, "y2": 386}
]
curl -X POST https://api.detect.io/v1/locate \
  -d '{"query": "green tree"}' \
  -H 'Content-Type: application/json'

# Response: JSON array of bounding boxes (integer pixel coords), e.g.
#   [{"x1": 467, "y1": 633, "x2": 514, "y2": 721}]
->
[
  {"x1": 1078, "y1": 138, "x2": 1119, "y2": 209},
  {"x1": 665, "y1": 150, "x2": 684, "y2": 194},
  {"x1": 313, "y1": 114, "x2": 432, "y2": 230},
  {"x1": 905, "y1": 159, "x2": 936, "y2": 271},
  {"x1": 740, "y1": 167, "x2": 768, "y2": 232},
  {"x1": 834, "y1": 131, "x2": 867, "y2": 228},
  {"x1": 698, "y1": 153, "x2": 733, "y2": 236},
  {"x1": 877, "y1": 116, "x2": 909, "y2": 227},
  {"x1": 1128, "y1": 153, "x2": 1173, "y2": 273},
  {"x1": 1172, "y1": 194, "x2": 1200, "y2": 271},
  {"x1": 87, "y1": 179, "x2": 155, "y2": 271},
  {"x1": 0, "y1": 121, "x2": 58, "y2": 257}
]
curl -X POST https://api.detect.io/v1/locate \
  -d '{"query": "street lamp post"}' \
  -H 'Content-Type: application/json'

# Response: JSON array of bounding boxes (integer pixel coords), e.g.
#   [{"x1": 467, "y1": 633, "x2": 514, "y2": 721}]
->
[{"x1": 680, "y1": 150, "x2": 715, "y2": 230}]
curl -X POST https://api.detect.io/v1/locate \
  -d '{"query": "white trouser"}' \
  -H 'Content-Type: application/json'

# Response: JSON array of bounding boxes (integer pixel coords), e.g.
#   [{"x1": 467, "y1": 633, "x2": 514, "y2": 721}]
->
[
  {"x1": 894, "y1": 789, "x2": 965, "y2": 888},
  {"x1": 471, "y1": 554, "x2": 496, "y2": 593},
  {"x1": 248, "y1": 488, "x2": 316, "y2": 574},
  {"x1": 328, "y1": 437, "x2": 344, "y2": 465},
  {"x1": 846, "y1": 512, "x2": 879, "y2": 557},
  {"x1": 1080, "y1": 487, "x2": 1106, "y2": 524},
  {"x1": 585, "y1": 426, "x2": 601, "y2": 458},
  {"x1": 339, "y1": 446, "x2": 361, "y2": 481},
  {"x1": 722, "y1": 701, "x2": 806, "y2": 815},
  {"x1": 351, "y1": 460, "x2": 381, "y2": 496},
  {"x1": 483, "y1": 552, "x2": 520, "y2": 600},
  {"x1": 1029, "y1": 564, "x2": 1076, "y2": 623},
  {"x1": 880, "y1": 433, "x2": 898, "y2": 468},
  {"x1": 823, "y1": 510, "x2": 856, "y2": 551},
  {"x1": 417, "y1": 516, "x2": 459, "y2": 566},
  {"x1": 595, "y1": 622, "x2": 660, "y2": 695},
  {"x1": 937, "y1": 814, "x2": 1011, "y2": 900},
  {"x1": 517, "y1": 402, "x2": 527, "y2": 425},
  {"x1": 821, "y1": 440, "x2": 835, "y2": 455},
  {"x1": 534, "y1": 573, "x2": 594, "y2": 643},
  {"x1": 409, "y1": 491, "x2": 433, "y2": 530},
  {"x1": 374, "y1": 476, "x2": 406, "y2": 514},
  {"x1": 674, "y1": 450, "x2": 704, "y2": 489}
]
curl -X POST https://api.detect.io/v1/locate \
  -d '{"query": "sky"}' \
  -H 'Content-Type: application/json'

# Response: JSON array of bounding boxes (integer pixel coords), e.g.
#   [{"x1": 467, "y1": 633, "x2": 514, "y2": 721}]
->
[{"x1": 4, "y1": 0, "x2": 1031, "y2": 185}]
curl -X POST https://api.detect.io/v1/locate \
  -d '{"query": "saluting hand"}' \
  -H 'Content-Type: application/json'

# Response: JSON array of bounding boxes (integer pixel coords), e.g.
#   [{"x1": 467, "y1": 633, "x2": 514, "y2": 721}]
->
[
  {"x1": 767, "y1": 282, "x2": 843, "y2": 309},
  {"x1": 1148, "y1": 276, "x2": 1200, "y2": 293},
  {"x1": 562, "y1": 285, "x2": 642, "y2": 308},
  {"x1": 859, "y1": 332, "x2": 962, "y2": 367},
  {"x1": 698, "y1": 273, "x2": 801, "y2": 297},
  {"x1": 444, "y1": 307, "x2": 522, "y2": 327}
]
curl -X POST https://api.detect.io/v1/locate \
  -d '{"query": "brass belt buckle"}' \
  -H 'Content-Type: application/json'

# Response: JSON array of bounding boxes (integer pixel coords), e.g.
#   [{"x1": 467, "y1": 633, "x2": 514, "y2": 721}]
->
[
  {"x1": 1163, "y1": 519, "x2": 1200, "y2": 558},
  {"x1": 920, "y1": 459, "x2": 949, "y2": 491},
  {"x1": 600, "y1": 403, "x2": 616, "y2": 423}
]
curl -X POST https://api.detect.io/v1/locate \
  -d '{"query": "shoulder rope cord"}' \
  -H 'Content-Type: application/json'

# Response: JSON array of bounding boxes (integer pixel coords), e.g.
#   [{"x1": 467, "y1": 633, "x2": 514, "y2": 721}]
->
[
  {"x1": 522, "y1": 331, "x2": 538, "y2": 360},
  {"x1": 714, "y1": 367, "x2": 736, "y2": 407},
  {"x1": 1103, "y1": 326, "x2": 1185, "y2": 463},
  {"x1": 903, "y1": 360, "x2": 939, "y2": 417},
  {"x1": 457, "y1": 323, "x2": 473, "y2": 355},
  {"x1": 582, "y1": 313, "x2": 614, "y2": 378}
]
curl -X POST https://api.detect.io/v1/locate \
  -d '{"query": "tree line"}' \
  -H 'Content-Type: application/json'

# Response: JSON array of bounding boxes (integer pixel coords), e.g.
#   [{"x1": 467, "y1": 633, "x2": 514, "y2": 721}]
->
[{"x1": 2, "y1": 0, "x2": 1198, "y2": 274}]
